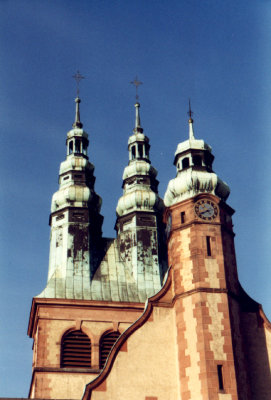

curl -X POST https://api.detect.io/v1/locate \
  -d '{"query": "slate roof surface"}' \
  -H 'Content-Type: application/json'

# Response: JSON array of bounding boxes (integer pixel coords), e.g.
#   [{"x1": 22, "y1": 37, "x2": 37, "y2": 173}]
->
[{"x1": 37, "y1": 238, "x2": 162, "y2": 303}]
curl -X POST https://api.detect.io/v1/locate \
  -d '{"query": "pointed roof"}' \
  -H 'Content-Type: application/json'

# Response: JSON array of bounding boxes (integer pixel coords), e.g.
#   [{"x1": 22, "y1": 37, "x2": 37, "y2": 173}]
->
[
  {"x1": 133, "y1": 102, "x2": 143, "y2": 133},
  {"x1": 174, "y1": 105, "x2": 211, "y2": 163},
  {"x1": 188, "y1": 100, "x2": 195, "y2": 140},
  {"x1": 73, "y1": 96, "x2": 83, "y2": 129}
]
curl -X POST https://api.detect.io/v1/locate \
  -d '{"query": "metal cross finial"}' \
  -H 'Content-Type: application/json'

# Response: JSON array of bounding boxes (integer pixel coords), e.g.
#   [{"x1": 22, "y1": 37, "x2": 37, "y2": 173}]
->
[
  {"x1": 188, "y1": 99, "x2": 193, "y2": 120},
  {"x1": 72, "y1": 70, "x2": 85, "y2": 96},
  {"x1": 130, "y1": 76, "x2": 143, "y2": 101}
]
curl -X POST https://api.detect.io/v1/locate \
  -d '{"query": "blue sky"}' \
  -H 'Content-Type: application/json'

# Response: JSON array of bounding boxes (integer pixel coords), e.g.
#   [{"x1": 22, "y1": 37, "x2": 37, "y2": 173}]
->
[{"x1": 0, "y1": 0, "x2": 271, "y2": 396}]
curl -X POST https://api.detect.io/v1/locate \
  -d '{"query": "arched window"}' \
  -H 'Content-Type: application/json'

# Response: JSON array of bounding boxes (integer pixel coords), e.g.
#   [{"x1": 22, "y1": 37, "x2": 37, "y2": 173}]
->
[
  {"x1": 69, "y1": 141, "x2": 73, "y2": 154},
  {"x1": 100, "y1": 331, "x2": 121, "y2": 369},
  {"x1": 61, "y1": 330, "x2": 91, "y2": 368}
]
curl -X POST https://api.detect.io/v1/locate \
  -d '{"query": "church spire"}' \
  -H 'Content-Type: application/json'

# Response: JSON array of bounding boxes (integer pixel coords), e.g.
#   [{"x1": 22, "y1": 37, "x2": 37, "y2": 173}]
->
[
  {"x1": 116, "y1": 99, "x2": 163, "y2": 219},
  {"x1": 37, "y1": 89, "x2": 104, "y2": 300},
  {"x1": 164, "y1": 106, "x2": 230, "y2": 207},
  {"x1": 134, "y1": 102, "x2": 143, "y2": 133},
  {"x1": 73, "y1": 96, "x2": 83, "y2": 129},
  {"x1": 115, "y1": 96, "x2": 166, "y2": 290},
  {"x1": 188, "y1": 99, "x2": 195, "y2": 140}
]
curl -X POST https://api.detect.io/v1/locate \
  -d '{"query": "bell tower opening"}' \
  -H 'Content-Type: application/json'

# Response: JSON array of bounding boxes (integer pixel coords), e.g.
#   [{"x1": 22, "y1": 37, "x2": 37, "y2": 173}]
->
[{"x1": 61, "y1": 330, "x2": 91, "y2": 368}]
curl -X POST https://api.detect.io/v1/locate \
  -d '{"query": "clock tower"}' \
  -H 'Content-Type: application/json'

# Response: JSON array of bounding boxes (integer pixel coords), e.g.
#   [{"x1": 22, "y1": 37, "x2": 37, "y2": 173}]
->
[{"x1": 164, "y1": 112, "x2": 251, "y2": 399}]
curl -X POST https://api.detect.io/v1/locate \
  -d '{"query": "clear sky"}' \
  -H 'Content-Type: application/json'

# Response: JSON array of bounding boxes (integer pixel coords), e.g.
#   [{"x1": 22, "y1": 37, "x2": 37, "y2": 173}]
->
[{"x1": 0, "y1": 0, "x2": 271, "y2": 396}]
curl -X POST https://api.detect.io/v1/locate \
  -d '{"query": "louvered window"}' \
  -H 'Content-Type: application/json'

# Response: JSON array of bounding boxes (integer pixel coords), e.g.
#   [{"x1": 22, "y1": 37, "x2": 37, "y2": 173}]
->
[
  {"x1": 100, "y1": 331, "x2": 120, "y2": 368},
  {"x1": 61, "y1": 330, "x2": 91, "y2": 368}
]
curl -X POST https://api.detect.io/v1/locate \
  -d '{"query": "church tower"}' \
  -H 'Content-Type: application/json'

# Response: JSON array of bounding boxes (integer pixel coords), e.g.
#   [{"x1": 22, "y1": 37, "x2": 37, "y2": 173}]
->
[
  {"x1": 27, "y1": 96, "x2": 107, "y2": 399},
  {"x1": 41, "y1": 95, "x2": 103, "y2": 298},
  {"x1": 115, "y1": 101, "x2": 167, "y2": 297},
  {"x1": 163, "y1": 109, "x2": 251, "y2": 399}
]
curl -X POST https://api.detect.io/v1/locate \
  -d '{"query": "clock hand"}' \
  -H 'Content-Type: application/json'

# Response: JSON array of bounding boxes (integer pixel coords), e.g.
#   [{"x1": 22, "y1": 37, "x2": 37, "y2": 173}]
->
[
  {"x1": 200, "y1": 211, "x2": 209, "y2": 216},
  {"x1": 200, "y1": 208, "x2": 213, "y2": 216}
]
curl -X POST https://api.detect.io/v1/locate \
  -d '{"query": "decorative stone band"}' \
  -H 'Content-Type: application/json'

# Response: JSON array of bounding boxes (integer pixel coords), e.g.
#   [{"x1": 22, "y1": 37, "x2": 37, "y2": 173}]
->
[
  {"x1": 116, "y1": 189, "x2": 164, "y2": 217},
  {"x1": 128, "y1": 131, "x2": 148, "y2": 144},
  {"x1": 164, "y1": 169, "x2": 230, "y2": 207},
  {"x1": 174, "y1": 138, "x2": 212, "y2": 156},
  {"x1": 59, "y1": 157, "x2": 94, "y2": 176},
  {"x1": 51, "y1": 185, "x2": 102, "y2": 213},
  {"x1": 67, "y1": 127, "x2": 89, "y2": 140},
  {"x1": 123, "y1": 160, "x2": 156, "y2": 180}
]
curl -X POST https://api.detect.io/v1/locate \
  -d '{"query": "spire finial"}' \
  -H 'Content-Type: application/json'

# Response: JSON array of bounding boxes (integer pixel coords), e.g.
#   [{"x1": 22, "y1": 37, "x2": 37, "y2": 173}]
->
[
  {"x1": 130, "y1": 76, "x2": 143, "y2": 101},
  {"x1": 133, "y1": 102, "x2": 143, "y2": 133},
  {"x1": 72, "y1": 71, "x2": 85, "y2": 128},
  {"x1": 188, "y1": 99, "x2": 193, "y2": 122},
  {"x1": 187, "y1": 99, "x2": 195, "y2": 140}
]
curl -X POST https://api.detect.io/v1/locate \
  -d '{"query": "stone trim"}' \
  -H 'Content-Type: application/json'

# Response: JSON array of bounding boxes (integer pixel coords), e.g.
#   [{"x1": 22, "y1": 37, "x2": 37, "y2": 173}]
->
[
  {"x1": 33, "y1": 366, "x2": 100, "y2": 373},
  {"x1": 28, "y1": 298, "x2": 144, "y2": 338}
]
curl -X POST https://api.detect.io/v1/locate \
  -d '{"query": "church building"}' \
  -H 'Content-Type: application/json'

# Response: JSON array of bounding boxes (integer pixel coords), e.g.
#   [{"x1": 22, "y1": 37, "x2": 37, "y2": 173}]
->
[{"x1": 27, "y1": 92, "x2": 271, "y2": 400}]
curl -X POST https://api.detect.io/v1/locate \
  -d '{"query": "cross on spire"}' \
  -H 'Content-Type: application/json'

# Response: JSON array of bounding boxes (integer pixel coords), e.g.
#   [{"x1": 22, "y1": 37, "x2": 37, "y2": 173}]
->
[
  {"x1": 130, "y1": 76, "x2": 143, "y2": 101},
  {"x1": 72, "y1": 70, "x2": 85, "y2": 97}
]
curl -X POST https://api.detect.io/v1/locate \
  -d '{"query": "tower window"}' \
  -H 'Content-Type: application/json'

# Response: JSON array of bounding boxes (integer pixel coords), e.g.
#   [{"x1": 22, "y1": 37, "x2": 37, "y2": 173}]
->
[
  {"x1": 138, "y1": 143, "x2": 143, "y2": 158},
  {"x1": 217, "y1": 365, "x2": 224, "y2": 391},
  {"x1": 100, "y1": 331, "x2": 121, "y2": 369},
  {"x1": 75, "y1": 139, "x2": 81, "y2": 153},
  {"x1": 182, "y1": 157, "x2": 189, "y2": 169},
  {"x1": 181, "y1": 212, "x2": 185, "y2": 223},
  {"x1": 193, "y1": 155, "x2": 202, "y2": 166},
  {"x1": 206, "y1": 236, "x2": 212, "y2": 256},
  {"x1": 131, "y1": 146, "x2": 136, "y2": 160},
  {"x1": 83, "y1": 141, "x2": 87, "y2": 155},
  {"x1": 61, "y1": 330, "x2": 91, "y2": 368},
  {"x1": 69, "y1": 141, "x2": 73, "y2": 154}
]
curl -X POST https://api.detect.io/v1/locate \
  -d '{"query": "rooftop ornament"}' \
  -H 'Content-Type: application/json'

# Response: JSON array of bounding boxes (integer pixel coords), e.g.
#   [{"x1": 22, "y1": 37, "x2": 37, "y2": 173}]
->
[{"x1": 72, "y1": 70, "x2": 85, "y2": 129}]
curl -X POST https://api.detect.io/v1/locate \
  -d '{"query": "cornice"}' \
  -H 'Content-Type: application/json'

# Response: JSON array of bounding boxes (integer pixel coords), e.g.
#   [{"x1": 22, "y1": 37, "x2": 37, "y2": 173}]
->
[{"x1": 27, "y1": 297, "x2": 144, "y2": 338}]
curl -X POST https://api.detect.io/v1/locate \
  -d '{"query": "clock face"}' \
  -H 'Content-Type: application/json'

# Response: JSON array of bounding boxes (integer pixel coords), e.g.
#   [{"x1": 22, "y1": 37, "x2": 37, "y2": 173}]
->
[{"x1": 194, "y1": 199, "x2": 218, "y2": 221}]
